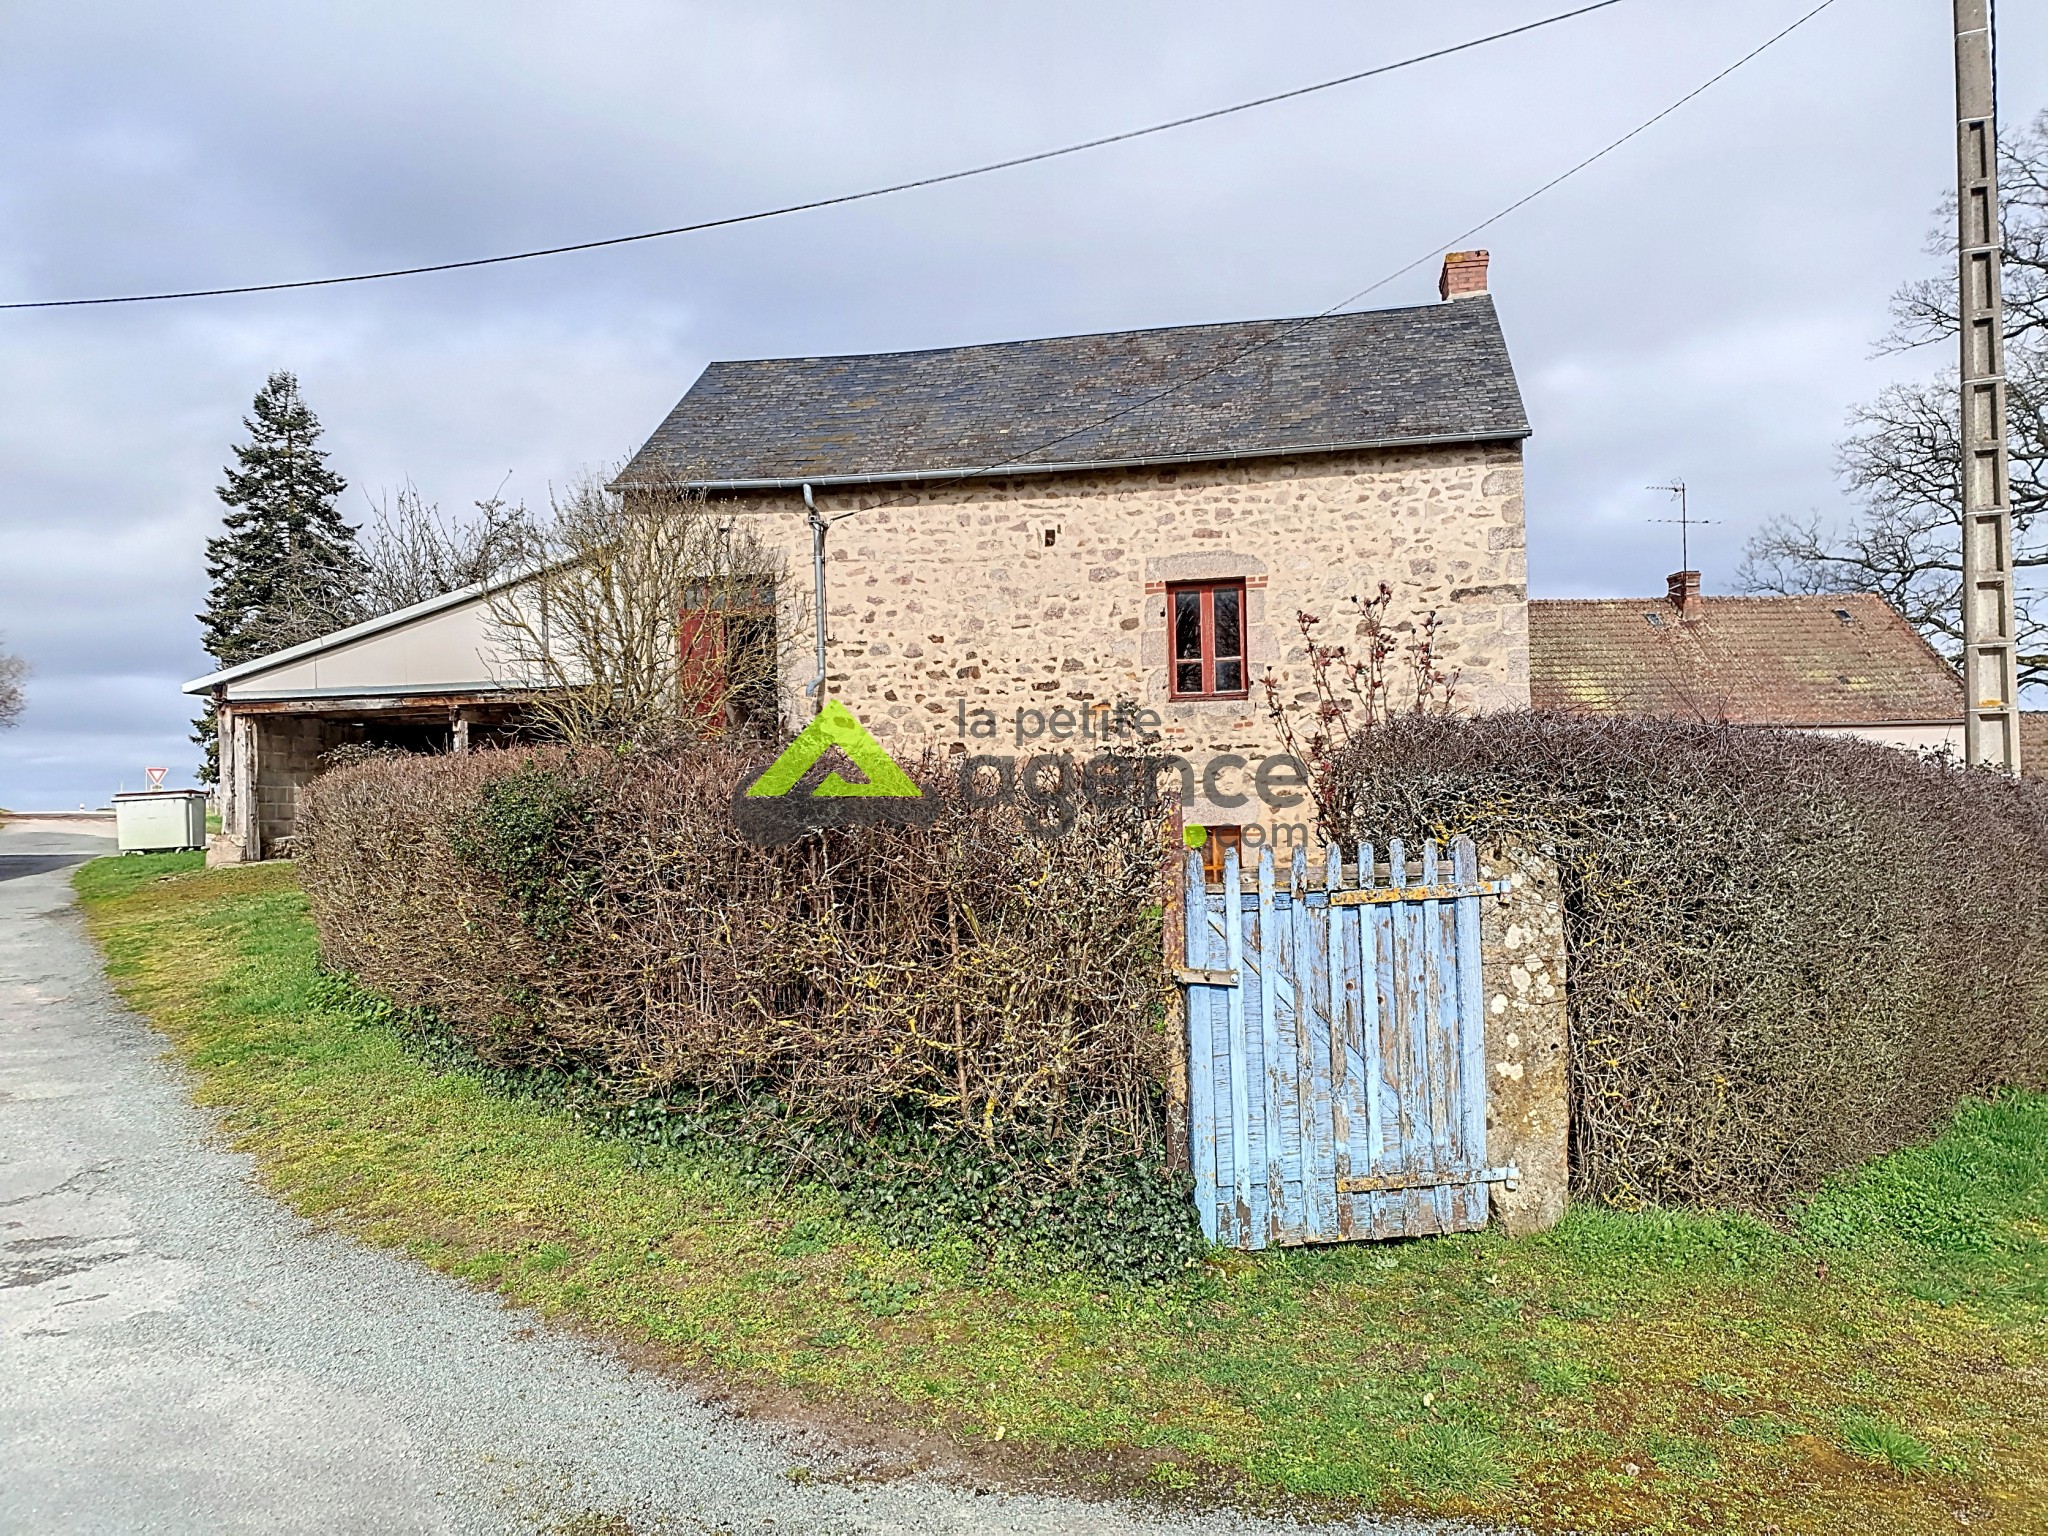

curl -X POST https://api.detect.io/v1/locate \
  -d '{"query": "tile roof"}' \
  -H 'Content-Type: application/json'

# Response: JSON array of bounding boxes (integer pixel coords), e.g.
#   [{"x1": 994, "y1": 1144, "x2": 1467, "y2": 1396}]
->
[
  {"x1": 614, "y1": 298, "x2": 1527, "y2": 489},
  {"x1": 1529, "y1": 591, "x2": 1962, "y2": 726}
]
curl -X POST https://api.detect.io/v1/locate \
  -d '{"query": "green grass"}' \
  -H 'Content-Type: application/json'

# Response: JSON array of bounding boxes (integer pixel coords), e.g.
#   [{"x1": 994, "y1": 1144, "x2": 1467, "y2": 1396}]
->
[
  {"x1": 76, "y1": 854, "x2": 2048, "y2": 1534},
  {"x1": 1840, "y1": 1415, "x2": 1932, "y2": 1476}
]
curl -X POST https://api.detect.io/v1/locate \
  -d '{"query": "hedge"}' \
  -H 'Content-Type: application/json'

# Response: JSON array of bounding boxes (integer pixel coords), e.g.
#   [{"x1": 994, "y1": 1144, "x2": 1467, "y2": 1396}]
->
[
  {"x1": 299, "y1": 713, "x2": 2048, "y2": 1236},
  {"x1": 295, "y1": 744, "x2": 1200, "y2": 1278},
  {"x1": 1318, "y1": 713, "x2": 2048, "y2": 1209}
]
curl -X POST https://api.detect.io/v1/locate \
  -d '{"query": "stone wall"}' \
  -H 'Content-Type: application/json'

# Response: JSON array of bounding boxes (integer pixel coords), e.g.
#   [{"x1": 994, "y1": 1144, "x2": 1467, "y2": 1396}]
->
[
  {"x1": 722, "y1": 439, "x2": 1529, "y2": 828},
  {"x1": 1478, "y1": 843, "x2": 1570, "y2": 1236}
]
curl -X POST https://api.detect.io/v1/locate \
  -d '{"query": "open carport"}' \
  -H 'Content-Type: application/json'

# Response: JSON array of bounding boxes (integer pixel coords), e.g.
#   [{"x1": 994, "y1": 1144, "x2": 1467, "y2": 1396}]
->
[{"x1": 182, "y1": 578, "x2": 539, "y2": 863}]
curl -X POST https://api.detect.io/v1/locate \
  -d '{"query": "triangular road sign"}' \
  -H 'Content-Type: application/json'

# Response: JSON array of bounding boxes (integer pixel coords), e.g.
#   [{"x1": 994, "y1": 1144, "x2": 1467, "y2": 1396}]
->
[{"x1": 144, "y1": 767, "x2": 167, "y2": 789}]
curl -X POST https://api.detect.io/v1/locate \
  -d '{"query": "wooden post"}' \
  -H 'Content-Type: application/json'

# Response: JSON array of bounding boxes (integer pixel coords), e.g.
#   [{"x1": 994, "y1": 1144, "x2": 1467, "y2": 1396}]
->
[
  {"x1": 207, "y1": 695, "x2": 241, "y2": 866},
  {"x1": 1161, "y1": 789, "x2": 1190, "y2": 1175},
  {"x1": 206, "y1": 708, "x2": 260, "y2": 872},
  {"x1": 233, "y1": 708, "x2": 261, "y2": 860}
]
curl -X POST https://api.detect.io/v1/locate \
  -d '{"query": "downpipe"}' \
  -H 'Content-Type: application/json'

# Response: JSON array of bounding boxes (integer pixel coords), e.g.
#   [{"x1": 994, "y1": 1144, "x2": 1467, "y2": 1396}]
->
[{"x1": 803, "y1": 482, "x2": 827, "y2": 715}]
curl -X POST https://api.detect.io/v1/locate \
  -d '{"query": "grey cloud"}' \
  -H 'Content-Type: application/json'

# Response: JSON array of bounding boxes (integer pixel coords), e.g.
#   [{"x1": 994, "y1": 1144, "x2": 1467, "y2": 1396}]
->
[{"x1": 0, "y1": 0, "x2": 2039, "y2": 805}]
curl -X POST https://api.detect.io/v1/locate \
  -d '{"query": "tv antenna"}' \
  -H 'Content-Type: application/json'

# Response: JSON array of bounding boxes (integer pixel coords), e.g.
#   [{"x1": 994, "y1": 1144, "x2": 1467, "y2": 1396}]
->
[{"x1": 1648, "y1": 481, "x2": 1716, "y2": 571}]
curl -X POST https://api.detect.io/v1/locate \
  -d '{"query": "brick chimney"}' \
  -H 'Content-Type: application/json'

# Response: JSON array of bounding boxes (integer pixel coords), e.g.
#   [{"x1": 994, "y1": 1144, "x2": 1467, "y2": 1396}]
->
[
  {"x1": 1438, "y1": 250, "x2": 1490, "y2": 300},
  {"x1": 1666, "y1": 569, "x2": 1704, "y2": 622}
]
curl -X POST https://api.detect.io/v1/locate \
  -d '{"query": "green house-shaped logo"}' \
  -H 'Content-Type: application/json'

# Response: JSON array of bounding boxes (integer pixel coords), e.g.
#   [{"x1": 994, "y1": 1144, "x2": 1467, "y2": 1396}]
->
[
  {"x1": 734, "y1": 700, "x2": 931, "y2": 843},
  {"x1": 744, "y1": 699, "x2": 921, "y2": 799}
]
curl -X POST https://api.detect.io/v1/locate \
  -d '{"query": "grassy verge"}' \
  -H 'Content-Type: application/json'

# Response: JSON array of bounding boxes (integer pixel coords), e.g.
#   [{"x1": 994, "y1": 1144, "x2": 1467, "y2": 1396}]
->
[{"x1": 77, "y1": 855, "x2": 2048, "y2": 1534}]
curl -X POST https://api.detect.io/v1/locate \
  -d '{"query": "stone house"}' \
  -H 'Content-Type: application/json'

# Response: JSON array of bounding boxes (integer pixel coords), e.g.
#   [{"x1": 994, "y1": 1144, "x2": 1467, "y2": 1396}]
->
[
  {"x1": 187, "y1": 253, "x2": 1534, "y2": 860},
  {"x1": 615, "y1": 250, "x2": 1533, "y2": 843}
]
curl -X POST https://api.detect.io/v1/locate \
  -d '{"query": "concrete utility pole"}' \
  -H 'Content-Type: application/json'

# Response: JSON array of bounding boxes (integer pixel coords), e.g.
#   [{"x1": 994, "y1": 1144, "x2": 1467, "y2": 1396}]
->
[{"x1": 1955, "y1": 0, "x2": 2022, "y2": 772}]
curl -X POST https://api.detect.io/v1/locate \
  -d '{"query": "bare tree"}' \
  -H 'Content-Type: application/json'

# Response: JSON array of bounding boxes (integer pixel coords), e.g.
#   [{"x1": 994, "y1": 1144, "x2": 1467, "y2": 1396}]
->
[
  {"x1": 488, "y1": 475, "x2": 785, "y2": 749},
  {"x1": 1261, "y1": 584, "x2": 1459, "y2": 821},
  {"x1": 0, "y1": 641, "x2": 26, "y2": 729},
  {"x1": 237, "y1": 487, "x2": 541, "y2": 653},
  {"x1": 1740, "y1": 108, "x2": 2048, "y2": 688},
  {"x1": 357, "y1": 485, "x2": 541, "y2": 616},
  {"x1": 224, "y1": 565, "x2": 366, "y2": 659}
]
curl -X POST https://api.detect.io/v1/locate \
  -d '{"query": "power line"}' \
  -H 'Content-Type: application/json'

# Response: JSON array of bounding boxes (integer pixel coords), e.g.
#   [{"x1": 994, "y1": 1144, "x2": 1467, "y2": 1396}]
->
[
  {"x1": 0, "y1": 2, "x2": 1631, "y2": 312},
  {"x1": 834, "y1": 0, "x2": 1841, "y2": 517}
]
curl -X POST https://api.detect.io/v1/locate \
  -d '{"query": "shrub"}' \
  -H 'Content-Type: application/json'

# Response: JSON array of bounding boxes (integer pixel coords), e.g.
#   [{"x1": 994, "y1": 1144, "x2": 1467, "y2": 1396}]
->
[
  {"x1": 1839, "y1": 1414, "x2": 1931, "y2": 1475},
  {"x1": 296, "y1": 743, "x2": 1200, "y2": 1278},
  {"x1": 1318, "y1": 713, "x2": 2048, "y2": 1210}
]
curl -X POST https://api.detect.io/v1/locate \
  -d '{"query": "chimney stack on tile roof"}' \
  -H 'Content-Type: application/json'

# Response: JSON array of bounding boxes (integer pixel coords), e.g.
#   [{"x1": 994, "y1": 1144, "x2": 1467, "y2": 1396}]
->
[
  {"x1": 1666, "y1": 569, "x2": 1704, "y2": 623},
  {"x1": 1438, "y1": 250, "x2": 1490, "y2": 300}
]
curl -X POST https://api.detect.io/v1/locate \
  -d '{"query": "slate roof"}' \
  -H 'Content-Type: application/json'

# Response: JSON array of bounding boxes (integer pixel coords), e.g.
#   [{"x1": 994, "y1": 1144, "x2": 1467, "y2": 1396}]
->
[
  {"x1": 1529, "y1": 591, "x2": 1963, "y2": 726},
  {"x1": 615, "y1": 298, "x2": 1528, "y2": 489}
]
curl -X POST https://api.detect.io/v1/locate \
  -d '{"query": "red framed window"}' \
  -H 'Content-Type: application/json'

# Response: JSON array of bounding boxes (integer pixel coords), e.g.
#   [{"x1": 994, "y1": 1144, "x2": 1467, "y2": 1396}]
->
[
  {"x1": 1169, "y1": 579, "x2": 1248, "y2": 699},
  {"x1": 1197, "y1": 824, "x2": 1242, "y2": 886}
]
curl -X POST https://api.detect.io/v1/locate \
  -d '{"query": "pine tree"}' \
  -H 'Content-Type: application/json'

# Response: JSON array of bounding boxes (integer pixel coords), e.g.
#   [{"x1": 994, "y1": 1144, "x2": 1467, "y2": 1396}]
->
[{"x1": 193, "y1": 371, "x2": 364, "y2": 780}]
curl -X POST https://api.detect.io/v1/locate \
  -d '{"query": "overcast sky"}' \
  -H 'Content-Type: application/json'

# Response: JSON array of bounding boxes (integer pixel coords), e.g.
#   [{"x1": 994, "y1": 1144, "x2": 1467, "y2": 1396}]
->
[{"x1": 0, "y1": 0, "x2": 2039, "y2": 807}]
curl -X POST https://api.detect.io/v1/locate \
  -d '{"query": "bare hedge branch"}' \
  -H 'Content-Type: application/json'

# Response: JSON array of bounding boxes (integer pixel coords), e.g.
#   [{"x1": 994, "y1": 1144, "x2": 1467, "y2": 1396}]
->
[
  {"x1": 1320, "y1": 712, "x2": 2048, "y2": 1210},
  {"x1": 296, "y1": 743, "x2": 1175, "y2": 1168},
  {"x1": 487, "y1": 478, "x2": 787, "y2": 749},
  {"x1": 357, "y1": 484, "x2": 540, "y2": 615}
]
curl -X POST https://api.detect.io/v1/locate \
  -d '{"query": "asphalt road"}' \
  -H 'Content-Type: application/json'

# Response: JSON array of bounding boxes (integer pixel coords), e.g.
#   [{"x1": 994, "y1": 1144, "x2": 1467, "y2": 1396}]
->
[{"x1": 0, "y1": 821, "x2": 1469, "y2": 1535}]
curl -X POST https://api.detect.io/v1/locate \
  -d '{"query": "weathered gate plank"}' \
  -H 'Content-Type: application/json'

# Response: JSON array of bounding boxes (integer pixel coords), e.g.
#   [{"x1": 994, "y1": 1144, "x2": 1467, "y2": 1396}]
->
[
  {"x1": 1256, "y1": 851, "x2": 1288, "y2": 1243},
  {"x1": 1305, "y1": 851, "x2": 1338, "y2": 1241},
  {"x1": 1352, "y1": 841, "x2": 1386, "y2": 1240},
  {"x1": 1289, "y1": 849, "x2": 1331, "y2": 1242},
  {"x1": 1386, "y1": 839, "x2": 1424, "y2": 1234},
  {"x1": 1419, "y1": 841, "x2": 1458, "y2": 1235},
  {"x1": 1326, "y1": 843, "x2": 1359, "y2": 1239},
  {"x1": 1222, "y1": 845, "x2": 1255, "y2": 1247},
  {"x1": 1183, "y1": 831, "x2": 1510, "y2": 1249},
  {"x1": 1369, "y1": 875, "x2": 1402, "y2": 1239},
  {"x1": 1277, "y1": 874, "x2": 1310, "y2": 1243},
  {"x1": 1199, "y1": 874, "x2": 1239, "y2": 1244}
]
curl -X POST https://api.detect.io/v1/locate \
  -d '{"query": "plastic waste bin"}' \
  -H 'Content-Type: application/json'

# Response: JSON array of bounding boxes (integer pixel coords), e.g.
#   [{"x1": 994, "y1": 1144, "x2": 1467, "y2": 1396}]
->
[{"x1": 113, "y1": 789, "x2": 209, "y2": 853}]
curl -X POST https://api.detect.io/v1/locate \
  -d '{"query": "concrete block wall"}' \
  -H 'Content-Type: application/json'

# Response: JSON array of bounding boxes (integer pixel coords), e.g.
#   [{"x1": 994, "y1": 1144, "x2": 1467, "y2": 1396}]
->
[{"x1": 253, "y1": 716, "x2": 364, "y2": 854}]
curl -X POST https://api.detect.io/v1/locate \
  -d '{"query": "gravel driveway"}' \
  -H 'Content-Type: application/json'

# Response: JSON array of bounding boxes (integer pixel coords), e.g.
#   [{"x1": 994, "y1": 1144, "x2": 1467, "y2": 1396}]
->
[{"x1": 0, "y1": 821, "x2": 1473, "y2": 1535}]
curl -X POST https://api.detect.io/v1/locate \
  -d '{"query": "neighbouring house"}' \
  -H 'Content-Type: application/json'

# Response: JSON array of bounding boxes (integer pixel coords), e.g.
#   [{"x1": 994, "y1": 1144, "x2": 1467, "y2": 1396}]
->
[
  {"x1": 189, "y1": 252, "x2": 1535, "y2": 861},
  {"x1": 1530, "y1": 570, "x2": 1966, "y2": 752},
  {"x1": 2025, "y1": 711, "x2": 2048, "y2": 774}
]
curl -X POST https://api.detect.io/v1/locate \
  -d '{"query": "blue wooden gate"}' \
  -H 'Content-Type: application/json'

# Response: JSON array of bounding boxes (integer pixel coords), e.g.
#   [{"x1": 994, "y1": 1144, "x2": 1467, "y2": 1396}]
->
[{"x1": 1179, "y1": 834, "x2": 1517, "y2": 1248}]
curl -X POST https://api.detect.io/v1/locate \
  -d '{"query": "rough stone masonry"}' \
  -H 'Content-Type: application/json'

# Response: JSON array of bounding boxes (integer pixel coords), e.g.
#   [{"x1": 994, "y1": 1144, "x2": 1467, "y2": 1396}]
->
[
  {"x1": 1478, "y1": 844, "x2": 1570, "y2": 1235},
  {"x1": 735, "y1": 440, "x2": 1530, "y2": 830}
]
